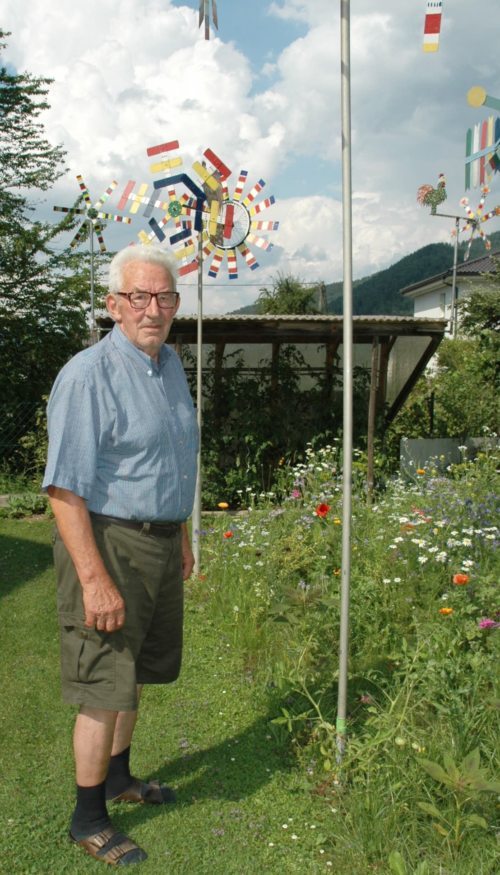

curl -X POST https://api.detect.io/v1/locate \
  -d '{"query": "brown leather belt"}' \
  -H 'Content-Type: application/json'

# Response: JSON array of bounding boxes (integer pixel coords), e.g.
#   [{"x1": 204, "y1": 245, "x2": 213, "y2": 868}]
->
[{"x1": 90, "y1": 512, "x2": 180, "y2": 538}]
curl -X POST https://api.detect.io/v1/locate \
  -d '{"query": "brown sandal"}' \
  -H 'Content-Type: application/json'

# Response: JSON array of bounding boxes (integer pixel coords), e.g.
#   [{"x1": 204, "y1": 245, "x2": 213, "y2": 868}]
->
[
  {"x1": 70, "y1": 825, "x2": 148, "y2": 866},
  {"x1": 109, "y1": 777, "x2": 176, "y2": 805}
]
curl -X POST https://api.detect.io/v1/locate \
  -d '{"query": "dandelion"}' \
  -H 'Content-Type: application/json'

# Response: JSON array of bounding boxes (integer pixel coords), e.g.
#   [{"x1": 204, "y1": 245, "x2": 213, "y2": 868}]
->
[
  {"x1": 218, "y1": 501, "x2": 229, "y2": 509},
  {"x1": 333, "y1": 517, "x2": 341, "y2": 525},
  {"x1": 223, "y1": 531, "x2": 234, "y2": 539},
  {"x1": 452, "y1": 573, "x2": 469, "y2": 585},
  {"x1": 439, "y1": 607, "x2": 453, "y2": 615},
  {"x1": 315, "y1": 503, "x2": 330, "y2": 518}
]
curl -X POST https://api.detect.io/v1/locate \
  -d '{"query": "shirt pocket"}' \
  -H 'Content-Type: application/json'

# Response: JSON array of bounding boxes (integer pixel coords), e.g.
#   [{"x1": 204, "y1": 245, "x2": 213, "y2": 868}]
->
[{"x1": 59, "y1": 612, "x2": 116, "y2": 689}]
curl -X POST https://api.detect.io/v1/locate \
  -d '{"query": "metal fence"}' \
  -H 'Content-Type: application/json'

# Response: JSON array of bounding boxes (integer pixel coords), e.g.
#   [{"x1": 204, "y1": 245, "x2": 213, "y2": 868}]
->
[{"x1": 0, "y1": 402, "x2": 43, "y2": 465}]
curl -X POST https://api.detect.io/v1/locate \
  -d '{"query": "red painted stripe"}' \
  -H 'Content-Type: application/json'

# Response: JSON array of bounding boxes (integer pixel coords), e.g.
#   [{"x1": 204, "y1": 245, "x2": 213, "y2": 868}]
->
[
  {"x1": 147, "y1": 140, "x2": 180, "y2": 157},
  {"x1": 424, "y1": 14, "x2": 441, "y2": 35},
  {"x1": 118, "y1": 180, "x2": 135, "y2": 211}
]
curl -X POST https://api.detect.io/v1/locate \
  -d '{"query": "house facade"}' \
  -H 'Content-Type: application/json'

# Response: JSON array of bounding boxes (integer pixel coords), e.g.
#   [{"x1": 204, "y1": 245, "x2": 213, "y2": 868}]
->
[{"x1": 401, "y1": 250, "x2": 499, "y2": 336}]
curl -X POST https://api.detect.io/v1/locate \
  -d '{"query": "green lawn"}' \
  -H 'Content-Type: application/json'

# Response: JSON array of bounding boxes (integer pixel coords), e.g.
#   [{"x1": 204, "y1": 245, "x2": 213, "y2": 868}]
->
[{"x1": 0, "y1": 519, "x2": 336, "y2": 875}]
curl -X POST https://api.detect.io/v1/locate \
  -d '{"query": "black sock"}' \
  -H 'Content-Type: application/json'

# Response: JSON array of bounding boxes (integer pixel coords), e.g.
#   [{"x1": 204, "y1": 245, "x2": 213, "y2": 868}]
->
[
  {"x1": 70, "y1": 782, "x2": 111, "y2": 840},
  {"x1": 105, "y1": 745, "x2": 133, "y2": 799}
]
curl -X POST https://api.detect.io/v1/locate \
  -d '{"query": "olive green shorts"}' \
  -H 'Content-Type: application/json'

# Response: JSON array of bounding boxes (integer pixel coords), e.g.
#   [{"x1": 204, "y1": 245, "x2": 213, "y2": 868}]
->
[{"x1": 53, "y1": 516, "x2": 184, "y2": 712}]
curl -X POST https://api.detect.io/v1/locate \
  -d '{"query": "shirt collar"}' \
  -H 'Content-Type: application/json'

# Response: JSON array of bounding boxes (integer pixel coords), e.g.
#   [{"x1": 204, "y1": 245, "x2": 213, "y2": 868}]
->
[{"x1": 110, "y1": 323, "x2": 171, "y2": 371}]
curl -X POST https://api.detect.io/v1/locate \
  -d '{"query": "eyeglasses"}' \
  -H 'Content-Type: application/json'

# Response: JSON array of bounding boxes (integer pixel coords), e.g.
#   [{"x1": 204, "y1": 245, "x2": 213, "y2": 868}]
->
[{"x1": 117, "y1": 291, "x2": 179, "y2": 310}]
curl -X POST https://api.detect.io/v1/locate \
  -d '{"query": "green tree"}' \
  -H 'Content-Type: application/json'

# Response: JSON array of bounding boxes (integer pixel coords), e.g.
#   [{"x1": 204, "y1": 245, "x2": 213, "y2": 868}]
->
[
  {"x1": 0, "y1": 30, "x2": 101, "y2": 465},
  {"x1": 256, "y1": 273, "x2": 320, "y2": 314}
]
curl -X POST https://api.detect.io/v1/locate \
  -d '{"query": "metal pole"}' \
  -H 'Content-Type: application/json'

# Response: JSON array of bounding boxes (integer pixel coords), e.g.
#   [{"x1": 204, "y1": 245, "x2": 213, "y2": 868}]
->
[
  {"x1": 336, "y1": 0, "x2": 353, "y2": 761},
  {"x1": 451, "y1": 217, "x2": 460, "y2": 337},
  {"x1": 89, "y1": 220, "x2": 97, "y2": 344},
  {"x1": 192, "y1": 234, "x2": 203, "y2": 572}
]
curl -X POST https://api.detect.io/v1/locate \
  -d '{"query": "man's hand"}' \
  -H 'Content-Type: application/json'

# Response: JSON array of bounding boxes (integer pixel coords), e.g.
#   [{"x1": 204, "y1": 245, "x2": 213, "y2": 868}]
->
[
  {"x1": 181, "y1": 523, "x2": 195, "y2": 580},
  {"x1": 82, "y1": 579, "x2": 126, "y2": 632},
  {"x1": 47, "y1": 487, "x2": 126, "y2": 633}
]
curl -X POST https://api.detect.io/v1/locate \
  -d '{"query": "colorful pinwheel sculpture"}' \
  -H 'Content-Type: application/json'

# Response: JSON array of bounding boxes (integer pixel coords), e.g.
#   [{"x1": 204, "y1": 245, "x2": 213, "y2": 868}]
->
[
  {"x1": 417, "y1": 173, "x2": 447, "y2": 215},
  {"x1": 199, "y1": 0, "x2": 218, "y2": 40},
  {"x1": 53, "y1": 175, "x2": 132, "y2": 251},
  {"x1": 458, "y1": 186, "x2": 500, "y2": 260},
  {"x1": 119, "y1": 142, "x2": 279, "y2": 281}
]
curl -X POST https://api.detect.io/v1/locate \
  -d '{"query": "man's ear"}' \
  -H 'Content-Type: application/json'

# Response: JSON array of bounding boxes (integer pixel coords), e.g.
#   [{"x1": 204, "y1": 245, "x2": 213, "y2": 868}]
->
[{"x1": 106, "y1": 294, "x2": 122, "y2": 323}]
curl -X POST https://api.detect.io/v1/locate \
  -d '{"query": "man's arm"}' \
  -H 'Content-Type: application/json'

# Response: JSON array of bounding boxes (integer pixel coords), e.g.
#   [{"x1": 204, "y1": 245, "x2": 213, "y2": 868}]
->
[
  {"x1": 181, "y1": 523, "x2": 195, "y2": 581},
  {"x1": 48, "y1": 486, "x2": 125, "y2": 633}
]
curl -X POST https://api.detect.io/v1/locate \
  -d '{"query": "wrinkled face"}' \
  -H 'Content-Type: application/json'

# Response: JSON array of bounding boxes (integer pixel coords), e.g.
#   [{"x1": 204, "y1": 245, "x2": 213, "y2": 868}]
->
[{"x1": 106, "y1": 260, "x2": 179, "y2": 361}]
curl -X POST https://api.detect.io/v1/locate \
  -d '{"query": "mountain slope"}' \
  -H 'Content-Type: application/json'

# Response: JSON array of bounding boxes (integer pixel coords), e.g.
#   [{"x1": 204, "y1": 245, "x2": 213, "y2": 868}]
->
[{"x1": 230, "y1": 231, "x2": 500, "y2": 316}]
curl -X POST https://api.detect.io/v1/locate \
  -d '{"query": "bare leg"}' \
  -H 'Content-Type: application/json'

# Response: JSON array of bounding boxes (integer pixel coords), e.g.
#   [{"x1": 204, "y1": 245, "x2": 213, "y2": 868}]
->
[
  {"x1": 74, "y1": 707, "x2": 118, "y2": 786},
  {"x1": 111, "y1": 685, "x2": 143, "y2": 756}
]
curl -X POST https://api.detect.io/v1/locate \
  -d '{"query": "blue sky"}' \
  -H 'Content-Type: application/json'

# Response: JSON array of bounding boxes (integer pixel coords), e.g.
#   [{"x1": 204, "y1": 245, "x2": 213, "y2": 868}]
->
[{"x1": 1, "y1": 0, "x2": 499, "y2": 313}]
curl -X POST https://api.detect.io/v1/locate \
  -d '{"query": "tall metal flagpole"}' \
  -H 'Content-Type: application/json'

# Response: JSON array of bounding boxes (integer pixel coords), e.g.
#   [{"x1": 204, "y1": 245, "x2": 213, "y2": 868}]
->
[
  {"x1": 336, "y1": 0, "x2": 353, "y2": 761},
  {"x1": 192, "y1": 234, "x2": 203, "y2": 572}
]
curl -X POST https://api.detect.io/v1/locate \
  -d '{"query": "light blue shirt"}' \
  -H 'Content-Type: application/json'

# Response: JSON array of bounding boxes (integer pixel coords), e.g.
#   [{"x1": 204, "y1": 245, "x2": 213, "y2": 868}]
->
[{"x1": 43, "y1": 325, "x2": 199, "y2": 522}]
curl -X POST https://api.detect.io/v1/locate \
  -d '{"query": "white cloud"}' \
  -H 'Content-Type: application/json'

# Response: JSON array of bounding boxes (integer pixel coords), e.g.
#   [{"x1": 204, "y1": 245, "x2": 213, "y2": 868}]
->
[{"x1": 1, "y1": 0, "x2": 499, "y2": 313}]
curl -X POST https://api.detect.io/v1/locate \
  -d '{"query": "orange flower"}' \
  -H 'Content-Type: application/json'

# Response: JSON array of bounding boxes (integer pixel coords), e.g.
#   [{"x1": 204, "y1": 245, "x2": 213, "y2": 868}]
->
[
  {"x1": 416, "y1": 468, "x2": 426, "y2": 475},
  {"x1": 315, "y1": 503, "x2": 331, "y2": 518},
  {"x1": 439, "y1": 607, "x2": 453, "y2": 616},
  {"x1": 218, "y1": 501, "x2": 229, "y2": 509},
  {"x1": 452, "y1": 573, "x2": 469, "y2": 586},
  {"x1": 223, "y1": 531, "x2": 233, "y2": 539}
]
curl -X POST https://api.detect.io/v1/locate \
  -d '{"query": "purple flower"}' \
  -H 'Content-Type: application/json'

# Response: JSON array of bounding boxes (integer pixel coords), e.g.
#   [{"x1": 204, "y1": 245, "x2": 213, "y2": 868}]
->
[{"x1": 478, "y1": 618, "x2": 499, "y2": 629}]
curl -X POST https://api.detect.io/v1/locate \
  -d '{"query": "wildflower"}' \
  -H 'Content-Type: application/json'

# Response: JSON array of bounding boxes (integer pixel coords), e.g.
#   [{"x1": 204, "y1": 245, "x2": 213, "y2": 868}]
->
[
  {"x1": 315, "y1": 503, "x2": 331, "y2": 518},
  {"x1": 291, "y1": 489, "x2": 301, "y2": 499},
  {"x1": 439, "y1": 607, "x2": 453, "y2": 615},
  {"x1": 223, "y1": 531, "x2": 234, "y2": 539},
  {"x1": 416, "y1": 468, "x2": 426, "y2": 475},
  {"x1": 218, "y1": 501, "x2": 229, "y2": 509},
  {"x1": 333, "y1": 517, "x2": 341, "y2": 525},
  {"x1": 452, "y1": 573, "x2": 469, "y2": 586},
  {"x1": 333, "y1": 568, "x2": 341, "y2": 576},
  {"x1": 478, "y1": 618, "x2": 499, "y2": 629}
]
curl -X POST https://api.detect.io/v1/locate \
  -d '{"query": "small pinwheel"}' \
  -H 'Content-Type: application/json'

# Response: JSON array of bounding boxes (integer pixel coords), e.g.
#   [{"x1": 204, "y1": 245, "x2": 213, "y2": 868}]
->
[
  {"x1": 53, "y1": 175, "x2": 132, "y2": 251},
  {"x1": 199, "y1": 0, "x2": 218, "y2": 40},
  {"x1": 459, "y1": 185, "x2": 500, "y2": 260}
]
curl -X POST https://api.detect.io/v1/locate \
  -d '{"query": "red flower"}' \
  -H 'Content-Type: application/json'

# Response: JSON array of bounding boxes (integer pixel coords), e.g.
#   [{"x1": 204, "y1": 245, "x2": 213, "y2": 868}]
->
[
  {"x1": 223, "y1": 531, "x2": 234, "y2": 539},
  {"x1": 452, "y1": 573, "x2": 469, "y2": 586},
  {"x1": 315, "y1": 503, "x2": 331, "y2": 518}
]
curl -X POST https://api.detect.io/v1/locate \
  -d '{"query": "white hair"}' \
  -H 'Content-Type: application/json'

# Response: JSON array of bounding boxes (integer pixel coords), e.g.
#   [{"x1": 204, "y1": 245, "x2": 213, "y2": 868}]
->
[{"x1": 108, "y1": 245, "x2": 178, "y2": 294}]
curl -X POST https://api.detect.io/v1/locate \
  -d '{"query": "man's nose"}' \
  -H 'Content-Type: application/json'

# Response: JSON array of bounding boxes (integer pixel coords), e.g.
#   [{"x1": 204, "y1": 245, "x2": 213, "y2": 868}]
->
[{"x1": 146, "y1": 295, "x2": 161, "y2": 314}]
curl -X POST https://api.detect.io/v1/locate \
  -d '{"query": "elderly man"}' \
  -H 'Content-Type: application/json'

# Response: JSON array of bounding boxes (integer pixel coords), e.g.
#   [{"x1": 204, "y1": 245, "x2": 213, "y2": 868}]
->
[{"x1": 43, "y1": 245, "x2": 198, "y2": 866}]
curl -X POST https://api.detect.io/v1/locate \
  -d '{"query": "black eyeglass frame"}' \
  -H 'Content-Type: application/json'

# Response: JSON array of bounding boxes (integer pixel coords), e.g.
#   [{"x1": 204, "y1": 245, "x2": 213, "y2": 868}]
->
[{"x1": 117, "y1": 291, "x2": 180, "y2": 310}]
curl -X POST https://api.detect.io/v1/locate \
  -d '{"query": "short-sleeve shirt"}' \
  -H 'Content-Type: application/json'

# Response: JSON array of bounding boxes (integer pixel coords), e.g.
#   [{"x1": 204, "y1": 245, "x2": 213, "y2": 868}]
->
[{"x1": 42, "y1": 324, "x2": 198, "y2": 522}]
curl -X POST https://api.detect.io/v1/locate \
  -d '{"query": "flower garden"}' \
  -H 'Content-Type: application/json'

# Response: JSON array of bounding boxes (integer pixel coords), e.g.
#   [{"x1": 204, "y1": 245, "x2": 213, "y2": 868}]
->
[{"x1": 198, "y1": 441, "x2": 499, "y2": 872}]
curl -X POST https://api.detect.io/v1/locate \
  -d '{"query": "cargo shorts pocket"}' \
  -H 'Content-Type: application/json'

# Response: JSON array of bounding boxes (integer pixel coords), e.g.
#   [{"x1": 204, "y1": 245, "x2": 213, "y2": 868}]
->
[{"x1": 59, "y1": 613, "x2": 116, "y2": 689}]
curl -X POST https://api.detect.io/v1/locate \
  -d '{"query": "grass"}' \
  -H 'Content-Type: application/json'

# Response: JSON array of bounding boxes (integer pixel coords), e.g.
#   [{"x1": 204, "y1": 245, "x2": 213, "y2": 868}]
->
[
  {"x1": 0, "y1": 520, "x2": 338, "y2": 875},
  {"x1": 0, "y1": 444, "x2": 499, "y2": 874}
]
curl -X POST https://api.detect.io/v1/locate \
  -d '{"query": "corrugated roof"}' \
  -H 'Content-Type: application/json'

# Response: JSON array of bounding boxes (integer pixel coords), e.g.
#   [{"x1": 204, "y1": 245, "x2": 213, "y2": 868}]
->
[{"x1": 171, "y1": 314, "x2": 445, "y2": 325}]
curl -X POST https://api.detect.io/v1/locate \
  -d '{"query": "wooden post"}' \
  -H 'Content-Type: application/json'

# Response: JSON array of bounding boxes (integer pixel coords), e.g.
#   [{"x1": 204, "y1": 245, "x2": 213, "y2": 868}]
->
[{"x1": 366, "y1": 337, "x2": 379, "y2": 504}]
